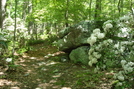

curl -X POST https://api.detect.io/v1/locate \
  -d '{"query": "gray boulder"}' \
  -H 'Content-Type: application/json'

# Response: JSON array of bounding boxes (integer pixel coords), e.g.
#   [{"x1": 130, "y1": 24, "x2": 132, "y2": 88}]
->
[
  {"x1": 69, "y1": 46, "x2": 90, "y2": 65},
  {"x1": 56, "y1": 20, "x2": 104, "y2": 51}
]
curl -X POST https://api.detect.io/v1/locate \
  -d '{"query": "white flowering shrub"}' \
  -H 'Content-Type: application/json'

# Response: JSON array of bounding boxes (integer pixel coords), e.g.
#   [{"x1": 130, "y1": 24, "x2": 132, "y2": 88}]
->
[
  {"x1": 3, "y1": 17, "x2": 28, "y2": 39},
  {"x1": 87, "y1": 20, "x2": 118, "y2": 68},
  {"x1": 87, "y1": 13, "x2": 134, "y2": 88},
  {"x1": 87, "y1": 12, "x2": 134, "y2": 67},
  {"x1": 3, "y1": 17, "x2": 30, "y2": 49},
  {"x1": 113, "y1": 60, "x2": 134, "y2": 88}
]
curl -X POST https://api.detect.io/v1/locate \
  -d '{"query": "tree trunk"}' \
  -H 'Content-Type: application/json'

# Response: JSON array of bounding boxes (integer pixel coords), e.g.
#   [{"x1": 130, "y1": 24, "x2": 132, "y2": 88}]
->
[
  {"x1": 121, "y1": 0, "x2": 123, "y2": 15},
  {"x1": 27, "y1": 0, "x2": 33, "y2": 39},
  {"x1": 118, "y1": 0, "x2": 121, "y2": 16},
  {"x1": 130, "y1": 0, "x2": 134, "y2": 18},
  {"x1": 94, "y1": 0, "x2": 101, "y2": 20},
  {"x1": 0, "y1": 0, "x2": 7, "y2": 30},
  {"x1": 33, "y1": 23, "x2": 37, "y2": 40},
  {"x1": 89, "y1": 0, "x2": 92, "y2": 19},
  {"x1": 12, "y1": 0, "x2": 17, "y2": 62},
  {"x1": 22, "y1": 1, "x2": 29, "y2": 20},
  {"x1": 65, "y1": 0, "x2": 69, "y2": 27}
]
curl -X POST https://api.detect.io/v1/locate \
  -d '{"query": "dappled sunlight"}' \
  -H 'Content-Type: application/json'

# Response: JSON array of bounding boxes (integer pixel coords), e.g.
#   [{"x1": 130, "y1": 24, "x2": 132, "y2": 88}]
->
[
  {"x1": 36, "y1": 79, "x2": 64, "y2": 89},
  {"x1": 61, "y1": 87, "x2": 71, "y2": 89},
  {"x1": 0, "y1": 72, "x2": 5, "y2": 75},
  {"x1": 0, "y1": 44, "x2": 114, "y2": 88},
  {"x1": 98, "y1": 82, "x2": 112, "y2": 89},
  {"x1": 40, "y1": 68, "x2": 48, "y2": 71},
  {"x1": 36, "y1": 57, "x2": 45, "y2": 61},
  {"x1": 105, "y1": 72, "x2": 114, "y2": 76},
  {"x1": 19, "y1": 63, "x2": 26, "y2": 67},
  {"x1": 1, "y1": 0, "x2": 134, "y2": 88},
  {"x1": 22, "y1": 54, "x2": 30, "y2": 58},
  {"x1": 18, "y1": 58, "x2": 25, "y2": 63},
  {"x1": 10, "y1": 87, "x2": 20, "y2": 89},
  {"x1": 44, "y1": 51, "x2": 65, "y2": 59},
  {"x1": 0, "y1": 79, "x2": 19, "y2": 87},
  {"x1": 14, "y1": 52, "x2": 20, "y2": 56},
  {"x1": 52, "y1": 73, "x2": 62, "y2": 78},
  {"x1": 29, "y1": 57, "x2": 37, "y2": 60},
  {"x1": 37, "y1": 83, "x2": 53, "y2": 89},
  {"x1": 36, "y1": 61, "x2": 59, "y2": 67},
  {"x1": 37, "y1": 62, "x2": 46, "y2": 66},
  {"x1": 25, "y1": 69, "x2": 32, "y2": 74},
  {"x1": 46, "y1": 61, "x2": 59, "y2": 66},
  {"x1": 11, "y1": 87, "x2": 20, "y2": 89}
]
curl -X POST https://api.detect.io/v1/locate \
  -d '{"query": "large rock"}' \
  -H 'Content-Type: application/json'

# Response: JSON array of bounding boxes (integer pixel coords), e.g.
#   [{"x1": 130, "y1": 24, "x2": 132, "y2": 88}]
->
[
  {"x1": 56, "y1": 20, "x2": 104, "y2": 51},
  {"x1": 69, "y1": 46, "x2": 90, "y2": 65}
]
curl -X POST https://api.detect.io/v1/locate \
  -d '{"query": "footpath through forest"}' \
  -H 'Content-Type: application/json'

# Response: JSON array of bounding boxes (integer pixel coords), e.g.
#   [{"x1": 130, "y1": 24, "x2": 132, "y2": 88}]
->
[{"x1": 0, "y1": 43, "x2": 113, "y2": 89}]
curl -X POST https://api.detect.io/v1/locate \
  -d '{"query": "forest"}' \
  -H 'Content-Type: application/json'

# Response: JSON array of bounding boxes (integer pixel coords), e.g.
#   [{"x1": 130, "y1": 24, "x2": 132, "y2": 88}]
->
[{"x1": 0, "y1": 0, "x2": 134, "y2": 89}]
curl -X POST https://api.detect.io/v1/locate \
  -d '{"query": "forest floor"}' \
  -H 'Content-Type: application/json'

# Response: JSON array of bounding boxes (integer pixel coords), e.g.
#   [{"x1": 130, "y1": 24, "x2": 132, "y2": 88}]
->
[{"x1": 0, "y1": 42, "x2": 114, "y2": 89}]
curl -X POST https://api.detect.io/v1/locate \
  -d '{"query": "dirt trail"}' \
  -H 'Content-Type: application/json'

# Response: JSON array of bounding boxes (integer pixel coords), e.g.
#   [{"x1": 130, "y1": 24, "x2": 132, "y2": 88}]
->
[{"x1": 0, "y1": 43, "x2": 112, "y2": 89}]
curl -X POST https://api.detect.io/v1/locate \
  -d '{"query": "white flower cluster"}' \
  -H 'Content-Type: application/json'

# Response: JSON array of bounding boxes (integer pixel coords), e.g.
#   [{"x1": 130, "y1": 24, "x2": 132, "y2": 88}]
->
[
  {"x1": 117, "y1": 27, "x2": 132, "y2": 38},
  {"x1": 103, "y1": 20, "x2": 113, "y2": 32},
  {"x1": 114, "y1": 42, "x2": 125, "y2": 54},
  {"x1": 121, "y1": 60, "x2": 134, "y2": 74},
  {"x1": 113, "y1": 41, "x2": 134, "y2": 54},
  {"x1": 114, "y1": 71, "x2": 125, "y2": 81},
  {"x1": 116, "y1": 22, "x2": 124, "y2": 28},
  {"x1": 113, "y1": 60, "x2": 134, "y2": 86},
  {"x1": 87, "y1": 28, "x2": 105, "y2": 46},
  {"x1": 101, "y1": 39, "x2": 113, "y2": 47},
  {"x1": 87, "y1": 15, "x2": 133, "y2": 70},
  {"x1": 121, "y1": 41, "x2": 133, "y2": 46},
  {"x1": 116, "y1": 13, "x2": 134, "y2": 39},
  {"x1": 119, "y1": 15, "x2": 130, "y2": 21},
  {"x1": 88, "y1": 51, "x2": 102, "y2": 67},
  {"x1": 6, "y1": 58, "x2": 12, "y2": 62},
  {"x1": 3, "y1": 17, "x2": 14, "y2": 26},
  {"x1": 88, "y1": 39, "x2": 113, "y2": 67}
]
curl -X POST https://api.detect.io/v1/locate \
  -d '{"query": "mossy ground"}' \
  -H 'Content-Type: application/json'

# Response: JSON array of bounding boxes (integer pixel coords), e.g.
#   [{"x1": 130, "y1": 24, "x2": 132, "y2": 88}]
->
[{"x1": 0, "y1": 42, "x2": 114, "y2": 89}]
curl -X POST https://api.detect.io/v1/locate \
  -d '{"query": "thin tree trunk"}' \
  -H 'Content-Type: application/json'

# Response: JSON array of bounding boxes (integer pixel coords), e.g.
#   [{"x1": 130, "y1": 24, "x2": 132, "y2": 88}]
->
[
  {"x1": 118, "y1": 0, "x2": 121, "y2": 16},
  {"x1": 89, "y1": 0, "x2": 92, "y2": 19},
  {"x1": 27, "y1": 0, "x2": 33, "y2": 39},
  {"x1": 12, "y1": 0, "x2": 17, "y2": 62},
  {"x1": 113, "y1": 0, "x2": 116, "y2": 19},
  {"x1": 28, "y1": 21, "x2": 33, "y2": 35},
  {"x1": 33, "y1": 24, "x2": 37, "y2": 40},
  {"x1": 0, "y1": 0, "x2": 7, "y2": 30},
  {"x1": 94, "y1": 0, "x2": 101, "y2": 20},
  {"x1": 121, "y1": 0, "x2": 123, "y2": 15},
  {"x1": 22, "y1": 1, "x2": 29, "y2": 20},
  {"x1": 130, "y1": 0, "x2": 134, "y2": 18},
  {"x1": 65, "y1": 0, "x2": 69, "y2": 27}
]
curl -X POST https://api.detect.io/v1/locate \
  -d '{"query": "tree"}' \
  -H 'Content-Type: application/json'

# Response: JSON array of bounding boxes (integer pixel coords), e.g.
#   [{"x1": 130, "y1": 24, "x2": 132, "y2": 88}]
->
[
  {"x1": 94, "y1": 0, "x2": 102, "y2": 20},
  {"x1": 12, "y1": 0, "x2": 17, "y2": 59},
  {"x1": 65, "y1": 0, "x2": 69, "y2": 27},
  {"x1": 0, "y1": 0, "x2": 7, "y2": 30},
  {"x1": 89, "y1": 0, "x2": 92, "y2": 19},
  {"x1": 130, "y1": 0, "x2": 134, "y2": 18}
]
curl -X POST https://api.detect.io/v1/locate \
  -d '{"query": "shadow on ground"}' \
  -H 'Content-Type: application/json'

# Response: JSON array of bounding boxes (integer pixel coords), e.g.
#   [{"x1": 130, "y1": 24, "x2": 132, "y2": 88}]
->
[{"x1": 0, "y1": 43, "x2": 113, "y2": 89}]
